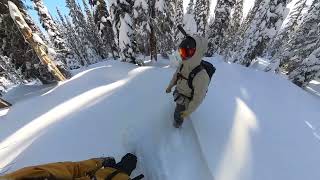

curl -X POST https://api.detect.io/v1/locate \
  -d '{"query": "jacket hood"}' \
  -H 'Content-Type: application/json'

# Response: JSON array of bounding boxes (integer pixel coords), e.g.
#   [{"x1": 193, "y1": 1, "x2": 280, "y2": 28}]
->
[{"x1": 181, "y1": 35, "x2": 208, "y2": 74}]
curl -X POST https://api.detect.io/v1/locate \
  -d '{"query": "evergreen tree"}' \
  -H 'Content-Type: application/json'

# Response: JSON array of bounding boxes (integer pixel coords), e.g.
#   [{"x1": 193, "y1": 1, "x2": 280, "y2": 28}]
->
[
  {"x1": 183, "y1": 0, "x2": 197, "y2": 34},
  {"x1": 133, "y1": 0, "x2": 150, "y2": 56},
  {"x1": 207, "y1": 0, "x2": 235, "y2": 56},
  {"x1": 94, "y1": 0, "x2": 117, "y2": 59},
  {"x1": 149, "y1": 0, "x2": 157, "y2": 61},
  {"x1": 286, "y1": 1, "x2": 320, "y2": 86},
  {"x1": 174, "y1": 0, "x2": 184, "y2": 43},
  {"x1": 32, "y1": 0, "x2": 66, "y2": 52},
  {"x1": 56, "y1": 8, "x2": 82, "y2": 69},
  {"x1": 194, "y1": 0, "x2": 210, "y2": 37},
  {"x1": 234, "y1": 0, "x2": 287, "y2": 67},
  {"x1": 155, "y1": 0, "x2": 175, "y2": 56},
  {"x1": 110, "y1": 0, "x2": 136, "y2": 63},
  {"x1": 66, "y1": 0, "x2": 99, "y2": 65},
  {"x1": 82, "y1": 0, "x2": 105, "y2": 61},
  {"x1": 279, "y1": 0, "x2": 318, "y2": 73},
  {"x1": 65, "y1": 0, "x2": 89, "y2": 65},
  {"x1": 0, "y1": 55, "x2": 23, "y2": 92},
  {"x1": 237, "y1": 0, "x2": 263, "y2": 37},
  {"x1": 227, "y1": 0, "x2": 262, "y2": 62},
  {"x1": 164, "y1": 0, "x2": 175, "y2": 54},
  {"x1": 183, "y1": 1, "x2": 196, "y2": 34},
  {"x1": 187, "y1": 0, "x2": 194, "y2": 14},
  {"x1": 265, "y1": 0, "x2": 307, "y2": 72},
  {"x1": 223, "y1": 0, "x2": 243, "y2": 59},
  {"x1": 289, "y1": 42, "x2": 320, "y2": 87}
]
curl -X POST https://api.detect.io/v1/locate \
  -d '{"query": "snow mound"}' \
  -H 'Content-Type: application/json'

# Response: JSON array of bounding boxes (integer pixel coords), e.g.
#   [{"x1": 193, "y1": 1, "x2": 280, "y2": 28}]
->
[{"x1": 0, "y1": 59, "x2": 320, "y2": 180}]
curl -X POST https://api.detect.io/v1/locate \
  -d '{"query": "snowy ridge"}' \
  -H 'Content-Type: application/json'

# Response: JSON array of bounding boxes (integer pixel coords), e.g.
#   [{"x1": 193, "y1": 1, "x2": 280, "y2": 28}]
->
[{"x1": 1, "y1": 59, "x2": 320, "y2": 179}]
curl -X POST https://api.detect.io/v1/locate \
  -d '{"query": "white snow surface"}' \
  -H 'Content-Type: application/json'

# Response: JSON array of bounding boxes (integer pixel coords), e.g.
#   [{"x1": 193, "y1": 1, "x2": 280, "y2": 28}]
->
[{"x1": 0, "y1": 58, "x2": 320, "y2": 180}]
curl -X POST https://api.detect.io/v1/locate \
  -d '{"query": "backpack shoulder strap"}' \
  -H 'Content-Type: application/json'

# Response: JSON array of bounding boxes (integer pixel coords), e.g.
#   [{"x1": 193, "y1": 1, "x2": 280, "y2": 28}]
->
[
  {"x1": 188, "y1": 65, "x2": 204, "y2": 89},
  {"x1": 177, "y1": 64, "x2": 189, "y2": 81},
  {"x1": 179, "y1": 64, "x2": 184, "y2": 72},
  {"x1": 188, "y1": 65, "x2": 204, "y2": 100}
]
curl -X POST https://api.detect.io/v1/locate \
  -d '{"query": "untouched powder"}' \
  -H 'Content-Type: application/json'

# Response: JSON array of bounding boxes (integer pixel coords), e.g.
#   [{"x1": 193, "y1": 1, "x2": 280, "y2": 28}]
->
[{"x1": 0, "y1": 58, "x2": 320, "y2": 180}]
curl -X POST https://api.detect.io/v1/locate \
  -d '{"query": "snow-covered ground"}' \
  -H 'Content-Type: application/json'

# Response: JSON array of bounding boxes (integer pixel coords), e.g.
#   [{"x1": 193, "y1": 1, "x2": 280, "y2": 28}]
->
[{"x1": 0, "y1": 58, "x2": 320, "y2": 180}]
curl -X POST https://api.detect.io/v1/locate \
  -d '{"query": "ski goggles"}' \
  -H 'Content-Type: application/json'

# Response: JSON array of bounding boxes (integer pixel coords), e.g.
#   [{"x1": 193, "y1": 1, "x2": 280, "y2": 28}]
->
[
  {"x1": 179, "y1": 48, "x2": 196, "y2": 60},
  {"x1": 178, "y1": 36, "x2": 196, "y2": 60}
]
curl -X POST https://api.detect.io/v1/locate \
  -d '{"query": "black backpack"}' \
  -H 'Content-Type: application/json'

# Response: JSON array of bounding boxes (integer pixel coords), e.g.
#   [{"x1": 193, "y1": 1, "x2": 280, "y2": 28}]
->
[{"x1": 179, "y1": 60, "x2": 216, "y2": 100}]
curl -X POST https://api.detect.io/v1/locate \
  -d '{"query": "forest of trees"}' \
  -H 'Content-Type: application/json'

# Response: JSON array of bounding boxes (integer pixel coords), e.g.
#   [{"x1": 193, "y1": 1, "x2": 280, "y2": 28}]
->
[{"x1": 0, "y1": 0, "x2": 320, "y2": 94}]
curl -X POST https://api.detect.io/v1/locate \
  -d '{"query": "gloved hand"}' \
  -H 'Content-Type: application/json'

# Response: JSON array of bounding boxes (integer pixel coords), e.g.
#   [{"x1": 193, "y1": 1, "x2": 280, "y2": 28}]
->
[
  {"x1": 166, "y1": 87, "x2": 172, "y2": 93},
  {"x1": 180, "y1": 111, "x2": 190, "y2": 118},
  {"x1": 115, "y1": 153, "x2": 137, "y2": 176},
  {"x1": 101, "y1": 157, "x2": 116, "y2": 168}
]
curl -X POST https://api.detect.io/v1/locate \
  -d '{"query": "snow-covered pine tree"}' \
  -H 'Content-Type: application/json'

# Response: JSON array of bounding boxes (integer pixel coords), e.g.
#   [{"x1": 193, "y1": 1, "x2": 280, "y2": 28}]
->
[
  {"x1": 286, "y1": 1, "x2": 320, "y2": 86},
  {"x1": 183, "y1": 0, "x2": 197, "y2": 34},
  {"x1": 194, "y1": 0, "x2": 210, "y2": 37},
  {"x1": 32, "y1": 0, "x2": 67, "y2": 53},
  {"x1": 56, "y1": 8, "x2": 83, "y2": 68},
  {"x1": 207, "y1": 0, "x2": 235, "y2": 56},
  {"x1": 228, "y1": 0, "x2": 243, "y2": 38},
  {"x1": 149, "y1": 0, "x2": 157, "y2": 61},
  {"x1": 155, "y1": 0, "x2": 175, "y2": 57},
  {"x1": 110, "y1": 0, "x2": 136, "y2": 63},
  {"x1": 228, "y1": 0, "x2": 262, "y2": 62},
  {"x1": 0, "y1": 55, "x2": 23, "y2": 93},
  {"x1": 223, "y1": 0, "x2": 243, "y2": 59},
  {"x1": 65, "y1": 0, "x2": 89, "y2": 65},
  {"x1": 289, "y1": 42, "x2": 320, "y2": 87},
  {"x1": 82, "y1": 0, "x2": 106, "y2": 61},
  {"x1": 94, "y1": 0, "x2": 117, "y2": 59},
  {"x1": 32, "y1": 0, "x2": 72, "y2": 78},
  {"x1": 66, "y1": 0, "x2": 98, "y2": 65},
  {"x1": 174, "y1": 0, "x2": 184, "y2": 44},
  {"x1": 280, "y1": 0, "x2": 319, "y2": 74},
  {"x1": 187, "y1": 0, "x2": 194, "y2": 14},
  {"x1": 133, "y1": 0, "x2": 150, "y2": 57},
  {"x1": 234, "y1": 0, "x2": 287, "y2": 67},
  {"x1": 0, "y1": 0, "x2": 56, "y2": 84},
  {"x1": 265, "y1": 0, "x2": 307, "y2": 72},
  {"x1": 237, "y1": 0, "x2": 262, "y2": 37}
]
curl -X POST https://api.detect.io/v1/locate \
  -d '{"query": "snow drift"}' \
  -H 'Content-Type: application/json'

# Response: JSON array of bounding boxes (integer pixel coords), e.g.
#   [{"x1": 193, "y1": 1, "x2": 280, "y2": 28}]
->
[{"x1": 0, "y1": 58, "x2": 320, "y2": 180}]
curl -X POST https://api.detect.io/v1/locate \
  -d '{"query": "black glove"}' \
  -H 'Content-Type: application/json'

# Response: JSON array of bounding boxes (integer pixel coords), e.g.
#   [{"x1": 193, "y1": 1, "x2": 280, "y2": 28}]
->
[
  {"x1": 115, "y1": 153, "x2": 137, "y2": 176},
  {"x1": 101, "y1": 157, "x2": 116, "y2": 168}
]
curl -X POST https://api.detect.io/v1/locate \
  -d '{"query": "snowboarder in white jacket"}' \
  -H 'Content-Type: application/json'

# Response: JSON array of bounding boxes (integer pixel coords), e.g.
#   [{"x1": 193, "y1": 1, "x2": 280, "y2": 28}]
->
[{"x1": 166, "y1": 35, "x2": 210, "y2": 128}]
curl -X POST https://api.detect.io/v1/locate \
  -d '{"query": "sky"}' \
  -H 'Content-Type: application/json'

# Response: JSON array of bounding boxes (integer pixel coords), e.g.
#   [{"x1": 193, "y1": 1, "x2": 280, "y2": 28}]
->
[{"x1": 26, "y1": 0, "x2": 69, "y2": 20}]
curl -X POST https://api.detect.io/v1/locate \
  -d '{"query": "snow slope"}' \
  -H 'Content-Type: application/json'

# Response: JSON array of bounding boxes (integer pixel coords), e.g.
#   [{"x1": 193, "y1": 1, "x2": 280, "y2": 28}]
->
[
  {"x1": 195, "y1": 58, "x2": 320, "y2": 180},
  {"x1": 1, "y1": 58, "x2": 320, "y2": 180}
]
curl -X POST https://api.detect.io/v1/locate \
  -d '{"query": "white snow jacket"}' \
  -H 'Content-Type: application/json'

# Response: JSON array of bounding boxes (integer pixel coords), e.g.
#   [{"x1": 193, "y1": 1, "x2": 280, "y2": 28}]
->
[{"x1": 167, "y1": 35, "x2": 210, "y2": 116}]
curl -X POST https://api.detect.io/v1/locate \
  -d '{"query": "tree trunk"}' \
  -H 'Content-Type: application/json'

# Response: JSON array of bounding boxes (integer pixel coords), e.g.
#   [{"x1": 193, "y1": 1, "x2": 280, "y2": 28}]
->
[{"x1": 8, "y1": 1, "x2": 66, "y2": 81}]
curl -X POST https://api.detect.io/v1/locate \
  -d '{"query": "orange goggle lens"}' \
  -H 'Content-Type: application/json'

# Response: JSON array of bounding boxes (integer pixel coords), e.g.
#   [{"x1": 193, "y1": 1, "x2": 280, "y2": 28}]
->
[{"x1": 179, "y1": 48, "x2": 196, "y2": 60}]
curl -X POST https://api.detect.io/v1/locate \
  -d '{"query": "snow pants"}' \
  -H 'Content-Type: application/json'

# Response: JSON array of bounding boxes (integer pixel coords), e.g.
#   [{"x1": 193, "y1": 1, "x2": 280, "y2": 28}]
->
[
  {"x1": 174, "y1": 104, "x2": 186, "y2": 123},
  {"x1": 173, "y1": 90, "x2": 190, "y2": 123},
  {"x1": 0, "y1": 159, "x2": 130, "y2": 180}
]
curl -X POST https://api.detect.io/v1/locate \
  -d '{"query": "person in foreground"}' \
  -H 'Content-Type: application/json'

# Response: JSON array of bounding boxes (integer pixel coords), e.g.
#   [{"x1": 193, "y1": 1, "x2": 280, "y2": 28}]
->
[
  {"x1": 166, "y1": 27, "x2": 215, "y2": 128},
  {"x1": 0, "y1": 153, "x2": 144, "y2": 180}
]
